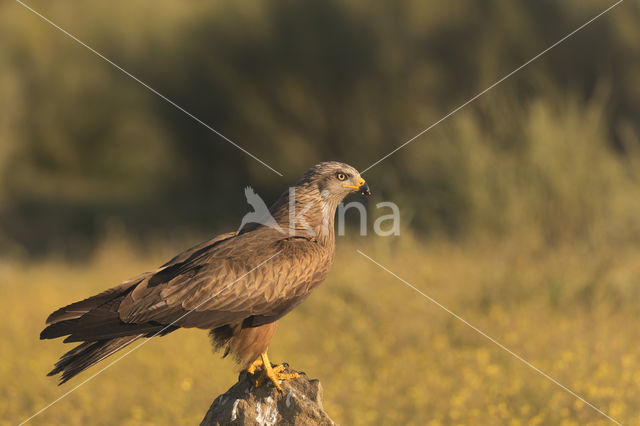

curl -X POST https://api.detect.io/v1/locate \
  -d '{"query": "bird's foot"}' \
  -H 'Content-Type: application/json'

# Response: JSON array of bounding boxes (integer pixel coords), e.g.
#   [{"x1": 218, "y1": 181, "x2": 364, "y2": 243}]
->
[
  {"x1": 246, "y1": 358, "x2": 263, "y2": 375},
  {"x1": 256, "y1": 363, "x2": 299, "y2": 391},
  {"x1": 253, "y1": 352, "x2": 298, "y2": 391}
]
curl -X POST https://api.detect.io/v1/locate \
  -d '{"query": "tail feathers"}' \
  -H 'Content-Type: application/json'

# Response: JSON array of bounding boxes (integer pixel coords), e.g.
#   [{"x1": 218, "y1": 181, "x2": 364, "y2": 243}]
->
[
  {"x1": 40, "y1": 318, "x2": 81, "y2": 340},
  {"x1": 46, "y1": 281, "x2": 138, "y2": 325},
  {"x1": 40, "y1": 309, "x2": 172, "y2": 343},
  {"x1": 48, "y1": 335, "x2": 143, "y2": 384},
  {"x1": 42, "y1": 278, "x2": 181, "y2": 384}
]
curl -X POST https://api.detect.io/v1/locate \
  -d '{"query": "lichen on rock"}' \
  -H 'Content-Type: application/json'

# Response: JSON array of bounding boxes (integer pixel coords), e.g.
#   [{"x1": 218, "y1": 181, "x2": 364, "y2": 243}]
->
[{"x1": 200, "y1": 366, "x2": 336, "y2": 425}]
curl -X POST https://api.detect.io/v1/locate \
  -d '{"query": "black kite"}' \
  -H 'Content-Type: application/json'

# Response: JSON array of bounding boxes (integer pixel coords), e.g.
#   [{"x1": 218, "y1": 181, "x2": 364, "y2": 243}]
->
[{"x1": 41, "y1": 162, "x2": 370, "y2": 389}]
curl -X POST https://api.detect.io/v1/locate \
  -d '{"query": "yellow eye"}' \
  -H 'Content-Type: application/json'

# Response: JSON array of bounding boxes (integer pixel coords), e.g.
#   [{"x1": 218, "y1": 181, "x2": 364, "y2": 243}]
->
[{"x1": 336, "y1": 172, "x2": 346, "y2": 181}]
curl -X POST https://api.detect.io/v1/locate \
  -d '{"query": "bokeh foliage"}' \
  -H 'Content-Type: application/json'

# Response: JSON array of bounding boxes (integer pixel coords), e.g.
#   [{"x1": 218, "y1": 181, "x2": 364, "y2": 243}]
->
[
  {"x1": 1, "y1": 0, "x2": 639, "y2": 256},
  {"x1": 3, "y1": 237, "x2": 640, "y2": 425},
  {"x1": 2, "y1": 1, "x2": 640, "y2": 424}
]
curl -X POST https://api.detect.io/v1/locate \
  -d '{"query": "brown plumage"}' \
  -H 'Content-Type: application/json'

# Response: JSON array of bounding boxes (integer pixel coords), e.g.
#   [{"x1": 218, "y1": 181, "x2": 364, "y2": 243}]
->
[{"x1": 41, "y1": 162, "x2": 370, "y2": 385}]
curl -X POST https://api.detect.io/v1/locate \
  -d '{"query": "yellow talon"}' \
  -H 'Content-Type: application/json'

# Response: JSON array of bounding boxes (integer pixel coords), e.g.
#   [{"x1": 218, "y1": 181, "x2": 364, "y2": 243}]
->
[
  {"x1": 255, "y1": 352, "x2": 299, "y2": 391},
  {"x1": 246, "y1": 358, "x2": 263, "y2": 375}
]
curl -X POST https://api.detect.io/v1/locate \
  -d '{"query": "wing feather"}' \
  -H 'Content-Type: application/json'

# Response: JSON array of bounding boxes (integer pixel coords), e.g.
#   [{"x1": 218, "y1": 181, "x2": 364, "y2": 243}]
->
[{"x1": 115, "y1": 229, "x2": 330, "y2": 330}]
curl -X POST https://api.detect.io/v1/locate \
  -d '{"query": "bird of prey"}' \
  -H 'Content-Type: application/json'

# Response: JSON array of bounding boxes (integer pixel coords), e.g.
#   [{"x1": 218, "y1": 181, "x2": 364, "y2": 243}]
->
[{"x1": 41, "y1": 162, "x2": 370, "y2": 390}]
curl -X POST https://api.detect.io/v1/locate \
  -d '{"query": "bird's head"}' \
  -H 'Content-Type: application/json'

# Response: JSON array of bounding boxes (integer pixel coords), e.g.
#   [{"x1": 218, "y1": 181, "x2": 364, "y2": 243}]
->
[
  {"x1": 267, "y1": 162, "x2": 371, "y2": 239},
  {"x1": 298, "y1": 161, "x2": 371, "y2": 202}
]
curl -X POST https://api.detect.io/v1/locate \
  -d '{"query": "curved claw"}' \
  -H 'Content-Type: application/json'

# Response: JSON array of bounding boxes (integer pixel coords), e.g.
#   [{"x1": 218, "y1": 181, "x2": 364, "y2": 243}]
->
[{"x1": 254, "y1": 353, "x2": 299, "y2": 391}]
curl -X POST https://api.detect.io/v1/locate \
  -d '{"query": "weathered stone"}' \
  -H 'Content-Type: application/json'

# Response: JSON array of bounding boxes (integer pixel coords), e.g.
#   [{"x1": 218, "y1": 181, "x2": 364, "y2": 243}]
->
[{"x1": 200, "y1": 366, "x2": 336, "y2": 426}]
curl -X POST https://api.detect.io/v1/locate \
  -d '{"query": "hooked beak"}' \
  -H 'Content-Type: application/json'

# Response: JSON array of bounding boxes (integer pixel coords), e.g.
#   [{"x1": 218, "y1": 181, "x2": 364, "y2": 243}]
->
[
  {"x1": 343, "y1": 177, "x2": 371, "y2": 196},
  {"x1": 358, "y1": 182, "x2": 371, "y2": 196}
]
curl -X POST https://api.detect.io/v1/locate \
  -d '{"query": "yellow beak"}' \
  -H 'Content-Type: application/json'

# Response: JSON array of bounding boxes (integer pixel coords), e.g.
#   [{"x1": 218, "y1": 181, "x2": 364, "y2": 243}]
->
[{"x1": 343, "y1": 177, "x2": 366, "y2": 191}]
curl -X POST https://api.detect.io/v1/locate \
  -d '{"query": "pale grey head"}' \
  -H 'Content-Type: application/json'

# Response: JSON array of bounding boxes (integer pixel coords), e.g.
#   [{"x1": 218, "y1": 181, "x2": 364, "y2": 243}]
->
[{"x1": 296, "y1": 161, "x2": 371, "y2": 203}]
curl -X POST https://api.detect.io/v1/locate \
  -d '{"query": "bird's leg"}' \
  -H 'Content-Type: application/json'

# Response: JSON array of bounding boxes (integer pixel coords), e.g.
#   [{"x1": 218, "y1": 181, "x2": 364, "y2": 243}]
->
[
  {"x1": 255, "y1": 352, "x2": 299, "y2": 391},
  {"x1": 246, "y1": 357, "x2": 263, "y2": 375}
]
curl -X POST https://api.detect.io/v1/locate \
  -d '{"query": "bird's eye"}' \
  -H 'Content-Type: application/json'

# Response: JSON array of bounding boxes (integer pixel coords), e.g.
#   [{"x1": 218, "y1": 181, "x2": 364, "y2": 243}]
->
[{"x1": 336, "y1": 172, "x2": 346, "y2": 181}]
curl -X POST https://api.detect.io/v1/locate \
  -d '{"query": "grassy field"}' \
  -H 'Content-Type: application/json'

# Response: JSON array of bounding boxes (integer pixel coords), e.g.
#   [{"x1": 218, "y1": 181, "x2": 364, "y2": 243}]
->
[
  {"x1": 2, "y1": 233, "x2": 639, "y2": 425},
  {"x1": 2, "y1": 1, "x2": 639, "y2": 425}
]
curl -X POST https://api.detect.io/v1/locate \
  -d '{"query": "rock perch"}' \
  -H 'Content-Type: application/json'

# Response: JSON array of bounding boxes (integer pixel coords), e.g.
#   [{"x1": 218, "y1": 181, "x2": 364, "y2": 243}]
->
[{"x1": 200, "y1": 365, "x2": 336, "y2": 425}]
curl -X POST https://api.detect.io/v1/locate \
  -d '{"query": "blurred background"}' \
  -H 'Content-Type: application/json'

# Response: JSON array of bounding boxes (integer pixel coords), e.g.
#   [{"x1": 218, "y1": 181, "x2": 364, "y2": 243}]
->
[{"x1": 1, "y1": 0, "x2": 639, "y2": 424}]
